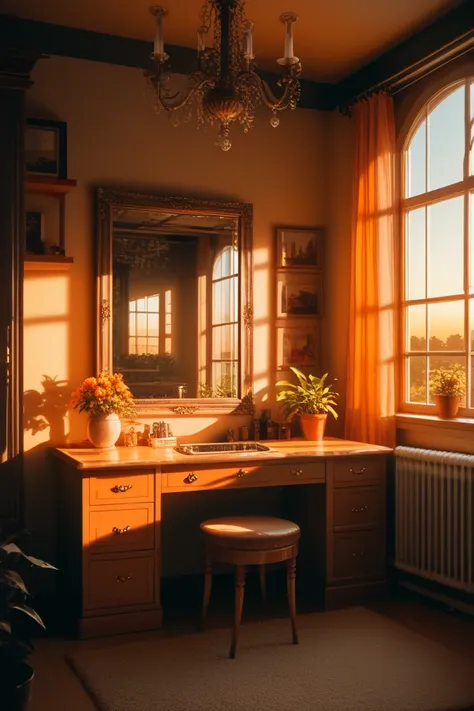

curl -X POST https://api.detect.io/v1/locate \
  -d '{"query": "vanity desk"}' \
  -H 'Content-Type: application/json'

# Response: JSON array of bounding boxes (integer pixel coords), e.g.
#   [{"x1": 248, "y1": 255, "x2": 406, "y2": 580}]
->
[{"x1": 53, "y1": 438, "x2": 391, "y2": 638}]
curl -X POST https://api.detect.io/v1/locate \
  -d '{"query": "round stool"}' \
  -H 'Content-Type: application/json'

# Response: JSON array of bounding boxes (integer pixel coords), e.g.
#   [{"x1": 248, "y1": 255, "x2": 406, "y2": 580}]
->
[{"x1": 200, "y1": 515, "x2": 301, "y2": 658}]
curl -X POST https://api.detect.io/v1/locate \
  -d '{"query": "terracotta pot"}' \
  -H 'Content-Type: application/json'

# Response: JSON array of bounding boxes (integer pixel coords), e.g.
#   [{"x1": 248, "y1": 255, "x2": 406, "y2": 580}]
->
[
  {"x1": 435, "y1": 394, "x2": 460, "y2": 419},
  {"x1": 299, "y1": 413, "x2": 327, "y2": 441},
  {"x1": 3, "y1": 663, "x2": 34, "y2": 711},
  {"x1": 87, "y1": 413, "x2": 121, "y2": 448}
]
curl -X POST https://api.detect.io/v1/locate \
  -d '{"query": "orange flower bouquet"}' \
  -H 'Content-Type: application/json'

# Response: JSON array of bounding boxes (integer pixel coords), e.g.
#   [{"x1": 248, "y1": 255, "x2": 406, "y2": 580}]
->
[{"x1": 71, "y1": 372, "x2": 135, "y2": 448}]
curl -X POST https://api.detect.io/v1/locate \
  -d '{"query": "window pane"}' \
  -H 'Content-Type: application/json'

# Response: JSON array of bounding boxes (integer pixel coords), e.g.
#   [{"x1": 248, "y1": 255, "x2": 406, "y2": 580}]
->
[
  {"x1": 429, "y1": 355, "x2": 465, "y2": 404},
  {"x1": 428, "y1": 85, "x2": 464, "y2": 191},
  {"x1": 427, "y1": 196, "x2": 464, "y2": 298},
  {"x1": 428, "y1": 301, "x2": 464, "y2": 351},
  {"x1": 470, "y1": 193, "x2": 474, "y2": 293},
  {"x1": 129, "y1": 312, "x2": 136, "y2": 336},
  {"x1": 212, "y1": 324, "x2": 238, "y2": 361},
  {"x1": 406, "y1": 208, "x2": 426, "y2": 300},
  {"x1": 408, "y1": 356, "x2": 427, "y2": 403},
  {"x1": 407, "y1": 304, "x2": 426, "y2": 351},
  {"x1": 136, "y1": 298, "x2": 146, "y2": 311},
  {"x1": 136, "y1": 313, "x2": 147, "y2": 337},
  {"x1": 147, "y1": 295, "x2": 159, "y2": 312},
  {"x1": 165, "y1": 337, "x2": 171, "y2": 353},
  {"x1": 213, "y1": 275, "x2": 238, "y2": 325},
  {"x1": 213, "y1": 246, "x2": 238, "y2": 279},
  {"x1": 406, "y1": 119, "x2": 426, "y2": 198},
  {"x1": 147, "y1": 313, "x2": 159, "y2": 337}
]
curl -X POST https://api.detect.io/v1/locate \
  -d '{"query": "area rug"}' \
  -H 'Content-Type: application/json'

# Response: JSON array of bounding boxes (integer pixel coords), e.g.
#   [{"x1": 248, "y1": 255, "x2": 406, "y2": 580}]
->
[{"x1": 68, "y1": 606, "x2": 474, "y2": 711}]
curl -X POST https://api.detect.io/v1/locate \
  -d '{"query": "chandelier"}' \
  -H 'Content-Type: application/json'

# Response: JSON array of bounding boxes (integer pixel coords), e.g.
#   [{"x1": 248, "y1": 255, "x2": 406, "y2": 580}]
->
[{"x1": 145, "y1": 0, "x2": 302, "y2": 151}]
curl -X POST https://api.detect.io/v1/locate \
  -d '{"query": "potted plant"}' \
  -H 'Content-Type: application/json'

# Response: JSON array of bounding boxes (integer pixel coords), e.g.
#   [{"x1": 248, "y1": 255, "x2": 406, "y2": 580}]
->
[
  {"x1": 0, "y1": 531, "x2": 56, "y2": 710},
  {"x1": 276, "y1": 367, "x2": 339, "y2": 441},
  {"x1": 70, "y1": 371, "x2": 135, "y2": 448},
  {"x1": 430, "y1": 364, "x2": 466, "y2": 418}
]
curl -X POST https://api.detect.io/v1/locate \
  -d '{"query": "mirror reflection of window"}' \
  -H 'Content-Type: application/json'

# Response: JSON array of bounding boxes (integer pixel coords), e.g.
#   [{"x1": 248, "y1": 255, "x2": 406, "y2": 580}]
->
[
  {"x1": 212, "y1": 245, "x2": 239, "y2": 397},
  {"x1": 128, "y1": 295, "x2": 160, "y2": 355}
]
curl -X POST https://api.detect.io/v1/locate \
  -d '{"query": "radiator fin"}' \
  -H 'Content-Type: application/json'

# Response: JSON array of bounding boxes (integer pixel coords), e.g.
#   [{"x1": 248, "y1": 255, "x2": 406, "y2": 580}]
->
[{"x1": 395, "y1": 446, "x2": 474, "y2": 593}]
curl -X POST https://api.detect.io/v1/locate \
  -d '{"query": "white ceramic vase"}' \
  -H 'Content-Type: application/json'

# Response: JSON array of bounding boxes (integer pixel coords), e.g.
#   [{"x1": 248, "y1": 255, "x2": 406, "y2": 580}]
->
[{"x1": 87, "y1": 413, "x2": 121, "y2": 449}]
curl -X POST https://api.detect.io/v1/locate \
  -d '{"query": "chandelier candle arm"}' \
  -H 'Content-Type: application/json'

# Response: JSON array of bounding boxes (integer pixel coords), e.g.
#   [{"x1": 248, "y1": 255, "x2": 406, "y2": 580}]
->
[
  {"x1": 278, "y1": 13, "x2": 299, "y2": 66},
  {"x1": 151, "y1": 5, "x2": 169, "y2": 62},
  {"x1": 197, "y1": 25, "x2": 208, "y2": 52},
  {"x1": 242, "y1": 20, "x2": 254, "y2": 62}
]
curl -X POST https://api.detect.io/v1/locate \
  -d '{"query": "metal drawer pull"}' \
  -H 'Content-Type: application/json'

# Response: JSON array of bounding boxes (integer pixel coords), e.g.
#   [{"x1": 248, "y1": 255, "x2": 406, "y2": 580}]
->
[
  {"x1": 113, "y1": 525, "x2": 131, "y2": 534},
  {"x1": 236, "y1": 469, "x2": 249, "y2": 478},
  {"x1": 349, "y1": 467, "x2": 366, "y2": 476},
  {"x1": 111, "y1": 484, "x2": 133, "y2": 493},
  {"x1": 116, "y1": 575, "x2": 132, "y2": 583},
  {"x1": 352, "y1": 551, "x2": 365, "y2": 557},
  {"x1": 184, "y1": 472, "x2": 198, "y2": 483},
  {"x1": 290, "y1": 468, "x2": 303, "y2": 477},
  {"x1": 351, "y1": 506, "x2": 368, "y2": 513}
]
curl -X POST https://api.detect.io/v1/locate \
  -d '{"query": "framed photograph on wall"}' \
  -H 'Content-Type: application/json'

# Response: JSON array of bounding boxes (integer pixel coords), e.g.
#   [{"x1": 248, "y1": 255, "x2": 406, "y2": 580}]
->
[
  {"x1": 25, "y1": 118, "x2": 67, "y2": 179},
  {"x1": 276, "y1": 227, "x2": 323, "y2": 269},
  {"x1": 277, "y1": 270, "x2": 322, "y2": 318},
  {"x1": 276, "y1": 322, "x2": 320, "y2": 370}
]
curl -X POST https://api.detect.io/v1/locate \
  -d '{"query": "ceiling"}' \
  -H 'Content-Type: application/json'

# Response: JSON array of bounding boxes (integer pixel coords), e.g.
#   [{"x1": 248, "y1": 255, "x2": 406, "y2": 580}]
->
[{"x1": 1, "y1": 0, "x2": 466, "y2": 82}]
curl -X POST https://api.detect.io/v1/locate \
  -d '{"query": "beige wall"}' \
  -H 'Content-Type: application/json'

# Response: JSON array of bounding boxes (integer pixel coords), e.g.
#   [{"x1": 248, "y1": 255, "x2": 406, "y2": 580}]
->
[{"x1": 23, "y1": 55, "x2": 340, "y2": 567}]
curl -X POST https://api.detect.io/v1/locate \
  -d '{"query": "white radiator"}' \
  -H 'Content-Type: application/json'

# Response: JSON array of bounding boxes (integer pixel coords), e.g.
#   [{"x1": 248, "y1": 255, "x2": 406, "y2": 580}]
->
[{"x1": 395, "y1": 446, "x2": 474, "y2": 593}]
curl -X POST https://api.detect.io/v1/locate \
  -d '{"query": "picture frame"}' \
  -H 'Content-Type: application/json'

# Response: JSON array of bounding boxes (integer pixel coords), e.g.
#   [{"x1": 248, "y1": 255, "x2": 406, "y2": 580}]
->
[
  {"x1": 25, "y1": 118, "x2": 67, "y2": 179},
  {"x1": 276, "y1": 227, "x2": 324, "y2": 269},
  {"x1": 277, "y1": 270, "x2": 322, "y2": 318},
  {"x1": 276, "y1": 322, "x2": 320, "y2": 370},
  {"x1": 25, "y1": 210, "x2": 45, "y2": 255}
]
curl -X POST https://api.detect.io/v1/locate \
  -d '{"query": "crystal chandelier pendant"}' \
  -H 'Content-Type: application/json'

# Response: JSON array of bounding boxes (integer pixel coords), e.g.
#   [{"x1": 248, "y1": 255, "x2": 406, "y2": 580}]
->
[{"x1": 145, "y1": 1, "x2": 303, "y2": 151}]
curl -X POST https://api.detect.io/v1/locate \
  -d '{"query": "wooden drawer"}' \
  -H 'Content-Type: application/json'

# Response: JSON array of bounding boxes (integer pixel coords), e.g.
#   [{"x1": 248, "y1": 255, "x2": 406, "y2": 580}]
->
[
  {"x1": 163, "y1": 461, "x2": 325, "y2": 492},
  {"x1": 87, "y1": 504, "x2": 155, "y2": 553},
  {"x1": 89, "y1": 470, "x2": 154, "y2": 505},
  {"x1": 84, "y1": 552, "x2": 155, "y2": 611},
  {"x1": 333, "y1": 487, "x2": 385, "y2": 529},
  {"x1": 332, "y1": 530, "x2": 385, "y2": 581},
  {"x1": 333, "y1": 457, "x2": 385, "y2": 487}
]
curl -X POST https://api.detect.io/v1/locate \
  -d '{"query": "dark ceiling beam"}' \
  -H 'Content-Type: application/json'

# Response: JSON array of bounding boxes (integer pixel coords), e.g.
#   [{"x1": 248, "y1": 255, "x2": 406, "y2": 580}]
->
[
  {"x1": 0, "y1": 14, "x2": 336, "y2": 111},
  {"x1": 337, "y1": 0, "x2": 474, "y2": 108}
]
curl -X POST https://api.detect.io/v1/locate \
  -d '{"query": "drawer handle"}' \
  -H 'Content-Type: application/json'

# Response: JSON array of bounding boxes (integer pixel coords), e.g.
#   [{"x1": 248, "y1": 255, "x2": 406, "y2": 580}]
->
[
  {"x1": 236, "y1": 469, "x2": 249, "y2": 478},
  {"x1": 351, "y1": 506, "x2": 368, "y2": 513},
  {"x1": 113, "y1": 525, "x2": 131, "y2": 534},
  {"x1": 111, "y1": 484, "x2": 133, "y2": 493},
  {"x1": 349, "y1": 467, "x2": 366, "y2": 476},
  {"x1": 184, "y1": 472, "x2": 198, "y2": 483},
  {"x1": 290, "y1": 468, "x2": 303, "y2": 477},
  {"x1": 116, "y1": 575, "x2": 132, "y2": 583},
  {"x1": 352, "y1": 551, "x2": 365, "y2": 557}
]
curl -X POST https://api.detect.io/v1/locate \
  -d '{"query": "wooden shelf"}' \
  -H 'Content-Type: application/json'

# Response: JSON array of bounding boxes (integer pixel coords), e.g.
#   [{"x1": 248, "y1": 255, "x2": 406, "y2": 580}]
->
[
  {"x1": 24, "y1": 255, "x2": 74, "y2": 271},
  {"x1": 25, "y1": 175, "x2": 77, "y2": 196}
]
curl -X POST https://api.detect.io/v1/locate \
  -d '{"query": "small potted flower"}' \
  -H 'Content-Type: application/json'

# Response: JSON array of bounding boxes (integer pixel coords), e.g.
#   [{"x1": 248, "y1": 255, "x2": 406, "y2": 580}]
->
[
  {"x1": 276, "y1": 367, "x2": 339, "y2": 441},
  {"x1": 429, "y1": 364, "x2": 466, "y2": 418},
  {"x1": 71, "y1": 372, "x2": 135, "y2": 448}
]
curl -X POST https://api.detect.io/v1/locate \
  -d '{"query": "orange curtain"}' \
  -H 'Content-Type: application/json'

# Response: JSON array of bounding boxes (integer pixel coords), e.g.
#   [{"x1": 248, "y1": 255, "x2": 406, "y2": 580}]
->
[{"x1": 344, "y1": 92, "x2": 398, "y2": 447}]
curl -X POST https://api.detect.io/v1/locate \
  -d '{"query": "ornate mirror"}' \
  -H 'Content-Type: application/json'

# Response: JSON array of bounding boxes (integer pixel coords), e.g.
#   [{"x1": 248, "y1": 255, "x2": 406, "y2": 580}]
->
[{"x1": 96, "y1": 188, "x2": 254, "y2": 416}]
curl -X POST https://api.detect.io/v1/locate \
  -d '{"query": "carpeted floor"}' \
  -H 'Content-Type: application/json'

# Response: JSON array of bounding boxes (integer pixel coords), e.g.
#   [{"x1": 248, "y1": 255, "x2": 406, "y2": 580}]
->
[{"x1": 68, "y1": 606, "x2": 474, "y2": 711}]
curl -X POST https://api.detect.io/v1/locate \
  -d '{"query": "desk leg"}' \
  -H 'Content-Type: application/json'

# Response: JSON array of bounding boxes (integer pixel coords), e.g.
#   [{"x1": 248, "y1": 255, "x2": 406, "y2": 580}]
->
[
  {"x1": 287, "y1": 557, "x2": 299, "y2": 645},
  {"x1": 229, "y1": 565, "x2": 246, "y2": 659},
  {"x1": 200, "y1": 557, "x2": 213, "y2": 627}
]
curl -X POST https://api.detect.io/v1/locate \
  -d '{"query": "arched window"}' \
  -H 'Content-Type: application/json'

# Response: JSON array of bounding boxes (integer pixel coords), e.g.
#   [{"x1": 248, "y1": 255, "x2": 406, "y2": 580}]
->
[
  {"x1": 401, "y1": 78, "x2": 474, "y2": 412},
  {"x1": 211, "y1": 245, "x2": 239, "y2": 396}
]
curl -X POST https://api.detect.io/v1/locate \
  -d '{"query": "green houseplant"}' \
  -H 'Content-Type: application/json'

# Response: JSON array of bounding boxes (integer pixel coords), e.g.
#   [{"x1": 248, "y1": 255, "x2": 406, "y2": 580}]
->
[
  {"x1": 276, "y1": 367, "x2": 339, "y2": 441},
  {"x1": 0, "y1": 531, "x2": 56, "y2": 710},
  {"x1": 430, "y1": 364, "x2": 466, "y2": 418}
]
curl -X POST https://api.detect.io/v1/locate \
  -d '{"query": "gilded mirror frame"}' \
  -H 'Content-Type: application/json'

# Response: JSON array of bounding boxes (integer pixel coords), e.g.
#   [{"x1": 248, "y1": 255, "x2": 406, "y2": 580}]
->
[{"x1": 96, "y1": 187, "x2": 254, "y2": 416}]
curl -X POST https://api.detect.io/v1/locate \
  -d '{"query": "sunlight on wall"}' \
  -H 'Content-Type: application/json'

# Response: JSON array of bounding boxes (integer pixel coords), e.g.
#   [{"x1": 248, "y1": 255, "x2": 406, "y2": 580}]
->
[
  {"x1": 253, "y1": 246, "x2": 271, "y2": 402},
  {"x1": 23, "y1": 273, "x2": 70, "y2": 451}
]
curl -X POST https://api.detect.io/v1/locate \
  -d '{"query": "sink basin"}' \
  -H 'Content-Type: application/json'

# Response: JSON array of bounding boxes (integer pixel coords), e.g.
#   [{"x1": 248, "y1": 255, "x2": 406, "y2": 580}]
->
[{"x1": 175, "y1": 442, "x2": 271, "y2": 455}]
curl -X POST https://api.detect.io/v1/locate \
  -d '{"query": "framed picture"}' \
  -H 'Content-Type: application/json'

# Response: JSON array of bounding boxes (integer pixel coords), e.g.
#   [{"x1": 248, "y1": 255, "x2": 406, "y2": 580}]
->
[
  {"x1": 276, "y1": 227, "x2": 323, "y2": 269},
  {"x1": 25, "y1": 210, "x2": 45, "y2": 255},
  {"x1": 277, "y1": 271, "x2": 322, "y2": 318},
  {"x1": 25, "y1": 118, "x2": 67, "y2": 179},
  {"x1": 276, "y1": 322, "x2": 319, "y2": 369}
]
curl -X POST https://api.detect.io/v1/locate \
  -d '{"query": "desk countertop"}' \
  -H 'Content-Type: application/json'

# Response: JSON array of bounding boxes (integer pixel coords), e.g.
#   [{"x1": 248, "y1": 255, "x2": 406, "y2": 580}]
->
[{"x1": 53, "y1": 438, "x2": 392, "y2": 470}]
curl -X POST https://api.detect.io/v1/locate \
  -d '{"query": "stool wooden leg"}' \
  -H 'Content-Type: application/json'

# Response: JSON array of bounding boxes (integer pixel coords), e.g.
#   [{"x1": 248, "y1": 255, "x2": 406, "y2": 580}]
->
[
  {"x1": 229, "y1": 565, "x2": 246, "y2": 659},
  {"x1": 200, "y1": 557, "x2": 213, "y2": 628},
  {"x1": 259, "y1": 564, "x2": 267, "y2": 602},
  {"x1": 286, "y1": 557, "x2": 299, "y2": 645}
]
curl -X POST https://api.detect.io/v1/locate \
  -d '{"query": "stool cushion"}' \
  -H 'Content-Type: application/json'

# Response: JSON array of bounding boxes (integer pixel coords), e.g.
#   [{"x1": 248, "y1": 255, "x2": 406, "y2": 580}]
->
[{"x1": 200, "y1": 515, "x2": 300, "y2": 551}]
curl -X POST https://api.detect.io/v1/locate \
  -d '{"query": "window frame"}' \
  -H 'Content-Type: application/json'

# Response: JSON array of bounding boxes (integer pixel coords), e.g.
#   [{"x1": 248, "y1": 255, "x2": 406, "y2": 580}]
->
[{"x1": 399, "y1": 76, "x2": 474, "y2": 416}]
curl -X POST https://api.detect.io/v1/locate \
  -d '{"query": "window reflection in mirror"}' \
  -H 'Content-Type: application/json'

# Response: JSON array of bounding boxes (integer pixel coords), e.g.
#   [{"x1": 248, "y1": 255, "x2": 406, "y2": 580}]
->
[{"x1": 111, "y1": 207, "x2": 240, "y2": 399}]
